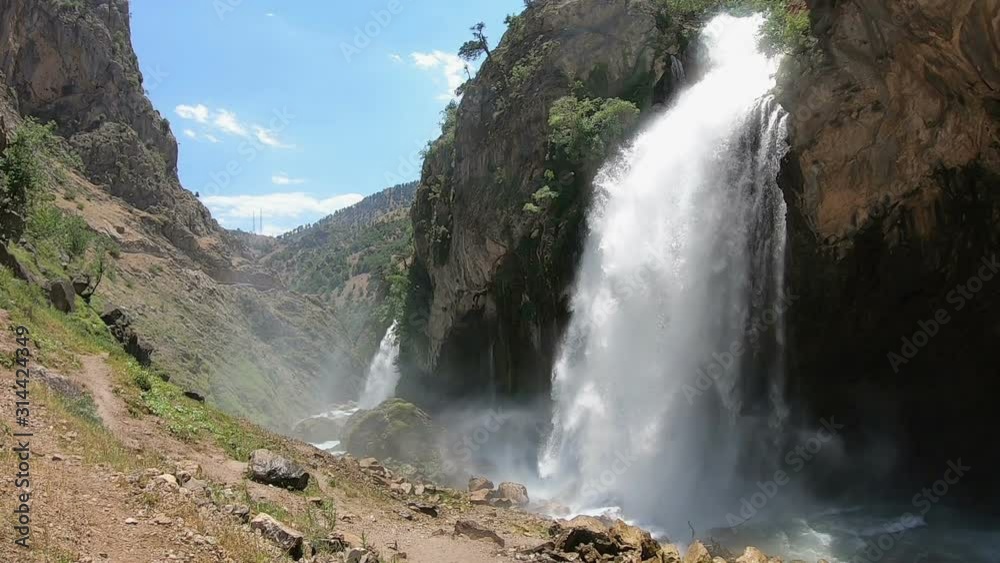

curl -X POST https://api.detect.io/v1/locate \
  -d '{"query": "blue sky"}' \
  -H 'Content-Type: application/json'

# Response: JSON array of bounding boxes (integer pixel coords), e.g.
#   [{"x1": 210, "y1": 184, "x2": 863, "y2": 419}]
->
[{"x1": 131, "y1": 0, "x2": 522, "y2": 235}]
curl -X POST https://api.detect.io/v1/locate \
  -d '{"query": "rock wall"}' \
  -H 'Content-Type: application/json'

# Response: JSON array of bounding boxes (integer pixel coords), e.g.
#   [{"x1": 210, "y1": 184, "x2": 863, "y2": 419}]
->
[
  {"x1": 776, "y1": 0, "x2": 1000, "y2": 500},
  {"x1": 0, "y1": 0, "x2": 216, "y2": 237},
  {"x1": 402, "y1": 0, "x2": 679, "y2": 407}
]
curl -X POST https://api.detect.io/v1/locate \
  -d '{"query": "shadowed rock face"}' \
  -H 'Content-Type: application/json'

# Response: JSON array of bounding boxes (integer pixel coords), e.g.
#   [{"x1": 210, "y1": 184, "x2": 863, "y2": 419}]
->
[{"x1": 776, "y1": 0, "x2": 1000, "y2": 502}]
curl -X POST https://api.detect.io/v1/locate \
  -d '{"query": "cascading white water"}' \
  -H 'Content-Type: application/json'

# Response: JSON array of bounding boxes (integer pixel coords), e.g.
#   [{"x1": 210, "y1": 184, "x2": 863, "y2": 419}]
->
[
  {"x1": 358, "y1": 321, "x2": 401, "y2": 409},
  {"x1": 539, "y1": 14, "x2": 790, "y2": 535}
]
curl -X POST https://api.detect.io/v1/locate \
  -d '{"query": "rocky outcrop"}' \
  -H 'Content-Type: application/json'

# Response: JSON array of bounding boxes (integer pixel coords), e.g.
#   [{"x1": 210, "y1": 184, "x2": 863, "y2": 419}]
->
[
  {"x1": 0, "y1": 0, "x2": 217, "y2": 239},
  {"x1": 0, "y1": 0, "x2": 176, "y2": 168},
  {"x1": 100, "y1": 305, "x2": 154, "y2": 367},
  {"x1": 776, "y1": 0, "x2": 1000, "y2": 500},
  {"x1": 341, "y1": 399, "x2": 439, "y2": 465},
  {"x1": 46, "y1": 279, "x2": 75, "y2": 312},
  {"x1": 402, "y1": 0, "x2": 679, "y2": 406}
]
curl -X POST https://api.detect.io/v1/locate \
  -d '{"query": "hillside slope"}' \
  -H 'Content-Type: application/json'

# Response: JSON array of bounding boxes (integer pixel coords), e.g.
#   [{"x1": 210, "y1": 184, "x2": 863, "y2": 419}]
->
[{"x1": 0, "y1": 0, "x2": 378, "y2": 429}]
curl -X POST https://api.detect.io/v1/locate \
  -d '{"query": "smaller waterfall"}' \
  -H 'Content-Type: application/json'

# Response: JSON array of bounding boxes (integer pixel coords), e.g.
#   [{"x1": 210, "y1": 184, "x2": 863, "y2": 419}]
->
[{"x1": 358, "y1": 321, "x2": 401, "y2": 409}]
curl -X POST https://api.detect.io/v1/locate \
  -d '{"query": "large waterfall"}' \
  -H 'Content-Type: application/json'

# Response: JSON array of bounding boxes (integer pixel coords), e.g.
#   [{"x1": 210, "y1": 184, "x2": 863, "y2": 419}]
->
[
  {"x1": 539, "y1": 14, "x2": 791, "y2": 534},
  {"x1": 358, "y1": 321, "x2": 402, "y2": 409}
]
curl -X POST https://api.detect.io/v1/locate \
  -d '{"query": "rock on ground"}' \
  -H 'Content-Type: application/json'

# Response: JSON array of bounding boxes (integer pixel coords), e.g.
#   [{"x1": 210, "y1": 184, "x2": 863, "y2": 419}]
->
[
  {"x1": 250, "y1": 513, "x2": 304, "y2": 559},
  {"x1": 468, "y1": 476, "x2": 494, "y2": 492},
  {"x1": 246, "y1": 448, "x2": 310, "y2": 490}
]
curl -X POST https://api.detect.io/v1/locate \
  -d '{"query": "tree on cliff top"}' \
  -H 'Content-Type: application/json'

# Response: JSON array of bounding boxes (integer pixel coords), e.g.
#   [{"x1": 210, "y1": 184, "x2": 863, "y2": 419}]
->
[{"x1": 458, "y1": 22, "x2": 492, "y2": 62}]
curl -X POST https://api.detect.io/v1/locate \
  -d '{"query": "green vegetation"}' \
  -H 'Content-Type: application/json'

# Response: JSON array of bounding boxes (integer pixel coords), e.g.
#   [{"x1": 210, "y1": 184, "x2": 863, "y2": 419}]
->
[
  {"x1": 548, "y1": 96, "x2": 640, "y2": 164},
  {"x1": 0, "y1": 119, "x2": 118, "y2": 294},
  {"x1": 656, "y1": 0, "x2": 813, "y2": 53},
  {"x1": 0, "y1": 120, "x2": 53, "y2": 242}
]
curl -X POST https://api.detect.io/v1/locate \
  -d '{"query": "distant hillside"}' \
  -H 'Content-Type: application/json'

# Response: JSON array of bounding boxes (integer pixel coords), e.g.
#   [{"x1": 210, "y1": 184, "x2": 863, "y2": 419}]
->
[
  {"x1": 260, "y1": 182, "x2": 418, "y2": 361},
  {"x1": 266, "y1": 181, "x2": 417, "y2": 298}
]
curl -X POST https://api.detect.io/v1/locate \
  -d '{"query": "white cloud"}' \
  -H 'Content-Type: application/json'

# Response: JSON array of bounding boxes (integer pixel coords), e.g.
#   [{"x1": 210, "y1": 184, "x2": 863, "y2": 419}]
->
[
  {"x1": 203, "y1": 192, "x2": 365, "y2": 221},
  {"x1": 265, "y1": 12, "x2": 275, "y2": 17},
  {"x1": 213, "y1": 109, "x2": 248, "y2": 137},
  {"x1": 175, "y1": 103, "x2": 210, "y2": 122},
  {"x1": 389, "y1": 53, "x2": 403, "y2": 64},
  {"x1": 174, "y1": 104, "x2": 292, "y2": 148},
  {"x1": 272, "y1": 173, "x2": 306, "y2": 186},
  {"x1": 410, "y1": 50, "x2": 468, "y2": 100},
  {"x1": 255, "y1": 126, "x2": 294, "y2": 149}
]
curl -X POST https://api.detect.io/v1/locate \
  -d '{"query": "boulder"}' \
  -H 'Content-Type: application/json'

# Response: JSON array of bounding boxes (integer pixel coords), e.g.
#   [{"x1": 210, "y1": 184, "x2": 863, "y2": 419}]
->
[
  {"x1": 71, "y1": 274, "x2": 90, "y2": 297},
  {"x1": 250, "y1": 513, "x2": 304, "y2": 559},
  {"x1": 684, "y1": 541, "x2": 712, "y2": 563},
  {"x1": 469, "y1": 488, "x2": 491, "y2": 505},
  {"x1": 548, "y1": 516, "x2": 668, "y2": 562},
  {"x1": 454, "y1": 519, "x2": 504, "y2": 547},
  {"x1": 494, "y1": 481, "x2": 529, "y2": 506},
  {"x1": 342, "y1": 399, "x2": 440, "y2": 465},
  {"x1": 100, "y1": 305, "x2": 155, "y2": 367},
  {"x1": 735, "y1": 547, "x2": 769, "y2": 563},
  {"x1": 468, "y1": 476, "x2": 494, "y2": 492},
  {"x1": 0, "y1": 244, "x2": 35, "y2": 284},
  {"x1": 292, "y1": 412, "x2": 351, "y2": 443},
  {"x1": 46, "y1": 280, "x2": 75, "y2": 313},
  {"x1": 183, "y1": 390, "x2": 205, "y2": 402},
  {"x1": 124, "y1": 332, "x2": 154, "y2": 367},
  {"x1": 246, "y1": 449, "x2": 310, "y2": 490}
]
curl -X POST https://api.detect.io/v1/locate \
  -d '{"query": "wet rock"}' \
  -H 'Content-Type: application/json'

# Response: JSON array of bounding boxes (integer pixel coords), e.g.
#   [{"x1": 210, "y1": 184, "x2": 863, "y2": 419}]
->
[
  {"x1": 250, "y1": 513, "x2": 304, "y2": 559},
  {"x1": 246, "y1": 449, "x2": 310, "y2": 490},
  {"x1": 468, "y1": 476, "x2": 494, "y2": 492},
  {"x1": 454, "y1": 519, "x2": 504, "y2": 547},
  {"x1": 46, "y1": 280, "x2": 76, "y2": 313},
  {"x1": 494, "y1": 481, "x2": 529, "y2": 506}
]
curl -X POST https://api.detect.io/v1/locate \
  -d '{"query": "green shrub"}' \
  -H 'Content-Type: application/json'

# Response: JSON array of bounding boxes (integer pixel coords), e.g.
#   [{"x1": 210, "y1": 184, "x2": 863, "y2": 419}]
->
[
  {"x1": 548, "y1": 96, "x2": 640, "y2": 164},
  {"x1": 0, "y1": 120, "x2": 53, "y2": 242}
]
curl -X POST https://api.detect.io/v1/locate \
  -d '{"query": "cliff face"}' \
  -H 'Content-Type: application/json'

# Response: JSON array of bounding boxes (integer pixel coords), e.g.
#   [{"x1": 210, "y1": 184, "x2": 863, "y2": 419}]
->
[
  {"x1": 403, "y1": 0, "x2": 680, "y2": 405},
  {"x1": 0, "y1": 0, "x2": 215, "y2": 238},
  {"x1": 0, "y1": 0, "x2": 384, "y2": 430},
  {"x1": 777, "y1": 0, "x2": 1000, "y2": 499}
]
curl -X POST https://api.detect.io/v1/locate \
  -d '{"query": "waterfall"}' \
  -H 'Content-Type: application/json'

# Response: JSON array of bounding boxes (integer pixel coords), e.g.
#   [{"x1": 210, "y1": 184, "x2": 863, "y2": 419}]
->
[
  {"x1": 539, "y1": 14, "x2": 790, "y2": 534},
  {"x1": 358, "y1": 321, "x2": 401, "y2": 409}
]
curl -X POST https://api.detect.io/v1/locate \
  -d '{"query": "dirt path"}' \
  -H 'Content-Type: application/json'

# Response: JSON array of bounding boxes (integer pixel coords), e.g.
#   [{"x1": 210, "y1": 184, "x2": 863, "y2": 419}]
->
[{"x1": 0, "y1": 335, "x2": 551, "y2": 562}]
